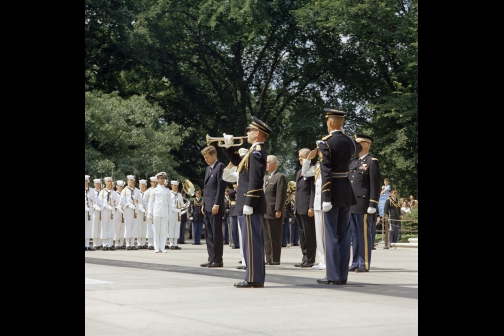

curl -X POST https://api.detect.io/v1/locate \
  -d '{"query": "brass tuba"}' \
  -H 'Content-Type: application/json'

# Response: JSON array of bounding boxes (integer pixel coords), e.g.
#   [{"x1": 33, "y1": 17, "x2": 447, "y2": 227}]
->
[
  {"x1": 182, "y1": 179, "x2": 195, "y2": 196},
  {"x1": 206, "y1": 134, "x2": 248, "y2": 147},
  {"x1": 287, "y1": 180, "x2": 296, "y2": 193}
]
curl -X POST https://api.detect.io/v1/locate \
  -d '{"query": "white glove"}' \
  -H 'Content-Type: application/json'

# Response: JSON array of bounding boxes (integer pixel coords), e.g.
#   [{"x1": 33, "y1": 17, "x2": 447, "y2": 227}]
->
[
  {"x1": 139, "y1": 207, "x2": 146, "y2": 213},
  {"x1": 128, "y1": 204, "x2": 136, "y2": 209},
  {"x1": 223, "y1": 133, "x2": 234, "y2": 148},
  {"x1": 147, "y1": 214, "x2": 153, "y2": 221},
  {"x1": 85, "y1": 207, "x2": 91, "y2": 212},
  {"x1": 106, "y1": 205, "x2": 114, "y2": 211},
  {"x1": 289, "y1": 218, "x2": 292, "y2": 223},
  {"x1": 93, "y1": 205, "x2": 101, "y2": 211},
  {"x1": 367, "y1": 207, "x2": 376, "y2": 214},
  {"x1": 116, "y1": 207, "x2": 124, "y2": 213},
  {"x1": 243, "y1": 205, "x2": 253, "y2": 215},
  {"x1": 231, "y1": 172, "x2": 239, "y2": 181},
  {"x1": 189, "y1": 217, "x2": 193, "y2": 221},
  {"x1": 322, "y1": 202, "x2": 332, "y2": 212}
]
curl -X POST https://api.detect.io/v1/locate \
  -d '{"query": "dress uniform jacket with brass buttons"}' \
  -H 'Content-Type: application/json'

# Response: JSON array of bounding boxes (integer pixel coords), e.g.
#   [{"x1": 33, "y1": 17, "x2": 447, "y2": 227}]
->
[{"x1": 348, "y1": 154, "x2": 382, "y2": 214}]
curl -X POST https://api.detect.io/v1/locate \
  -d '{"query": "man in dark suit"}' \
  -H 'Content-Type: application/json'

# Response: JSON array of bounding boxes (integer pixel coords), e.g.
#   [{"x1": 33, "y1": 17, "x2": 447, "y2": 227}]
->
[
  {"x1": 223, "y1": 116, "x2": 272, "y2": 288},
  {"x1": 263, "y1": 155, "x2": 287, "y2": 265},
  {"x1": 199, "y1": 145, "x2": 226, "y2": 267},
  {"x1": 317, "y1": 108, "x2": 361, "y2": 285},
  {"x1": 349, "y1": 133, "x2": 382, "y2": 272},
  {"x1": 294, "y1": 148, "x2": 317, "y2": 268}
]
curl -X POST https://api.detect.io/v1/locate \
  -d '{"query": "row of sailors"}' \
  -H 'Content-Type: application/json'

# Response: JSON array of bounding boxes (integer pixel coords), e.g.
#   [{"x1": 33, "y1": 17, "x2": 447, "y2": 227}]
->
[{"x1": 85, "y1": 174, "x2": 188, "y2": 251}]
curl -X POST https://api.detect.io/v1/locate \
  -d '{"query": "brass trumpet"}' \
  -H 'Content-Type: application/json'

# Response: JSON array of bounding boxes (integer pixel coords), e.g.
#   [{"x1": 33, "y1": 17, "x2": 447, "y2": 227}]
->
[{"x1": 206, "y1": 134, "x2": 248, "y2": 147}]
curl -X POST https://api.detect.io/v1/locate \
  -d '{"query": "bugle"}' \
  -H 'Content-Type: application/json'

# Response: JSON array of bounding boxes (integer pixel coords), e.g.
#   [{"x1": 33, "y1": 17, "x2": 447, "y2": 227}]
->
[{"x1": 206, "y1": 134, "x2": 248, "y2": 147}]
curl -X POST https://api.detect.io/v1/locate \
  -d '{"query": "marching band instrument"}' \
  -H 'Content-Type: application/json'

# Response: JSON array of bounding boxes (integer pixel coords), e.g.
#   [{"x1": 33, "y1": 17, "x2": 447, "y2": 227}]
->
[
  {"x1": 182, "y1": 179, "x2": 195, "y2": 196},
  {"x1": 287, "y1": 180, "x2": 296, "y2": 193},
  {"x1": 206, "y1": 134, "x2": 248, "y2": 147}
]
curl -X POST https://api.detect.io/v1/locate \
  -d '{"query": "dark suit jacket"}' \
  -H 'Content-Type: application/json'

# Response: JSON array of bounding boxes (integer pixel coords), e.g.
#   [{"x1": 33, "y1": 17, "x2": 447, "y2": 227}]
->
[
  {"x1": 349, "y1": 153, "x2": 382, "y2": 213},
  {"x1": 295, "y1": 168, "x2": 315, "y2": 215},
  {"x1": 263, "y1": 171, "x2": 287, "y2": 220},
  {"x1": 203, "y1": 160, "x2": 226, "y2": 213},
  {"x1": 224, "y1": 144, "x2": 267, "y2": 215},
  {"x1": 318, "y1": 131, "x2": 359, "y2": 208}
]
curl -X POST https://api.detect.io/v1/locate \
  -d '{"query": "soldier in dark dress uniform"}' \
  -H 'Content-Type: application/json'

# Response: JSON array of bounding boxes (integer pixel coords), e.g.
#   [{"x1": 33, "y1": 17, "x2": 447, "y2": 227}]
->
[
  {"x1": 189, "y1": 190, "x2": 204, "y2": 245},
  {"x1": 317, "y1": 108, "x2": 361, "y2": 285},
  {"x1": 383, "y1": 188, "x2": 401, "y2": 243},
  {"x1": 222, "y1": 189, "x2": 231, "y2": 245},
  {"x1": 223, "y1": 116, "x2": 272, "y2": 288},
  {"x1": 348, "y1": 133, "x2": 382, "y2": 272}
]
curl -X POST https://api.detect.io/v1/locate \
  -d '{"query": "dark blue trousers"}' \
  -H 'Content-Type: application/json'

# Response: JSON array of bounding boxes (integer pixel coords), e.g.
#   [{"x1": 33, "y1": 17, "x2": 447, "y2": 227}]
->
[
  {"x1": 238, "y1": 214, "x2": 265, "y2": 283},
  {"x1": 192, "y1": 222, "x2": 203, "y2": 244},
  {"x1": 324, "y1": 206, "x2": 351, "y2": 283},
  {"x1": 230, "y1": 215, "x2": 239, "y2": 247},
  {"x1": 349, "y1": 213, "x2": 374, "y2": 271}
]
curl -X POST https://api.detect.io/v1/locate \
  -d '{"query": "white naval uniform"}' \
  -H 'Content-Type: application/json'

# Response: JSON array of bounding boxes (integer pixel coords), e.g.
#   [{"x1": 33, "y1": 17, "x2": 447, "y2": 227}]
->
[
  {"x1": 99, "y1": 188, "x2": 120, "y2": 247},
  {"x1": 143, "y1": 188, "x2": 155, "y2": 247},
  {"x1": 121, "y1": 186, "x2": 142, "y2": 247},
  {"x1": 147, "y1": 184, "x2": 172, "y2": 252},
  {"x1": 89, "y1": 188, "x2": 103, "y2": 248},
  {"x1": 301, "y1": 159, "x2": 325, "y2": 269},
  {"x1": 137, "y1": 190, "x2": 148, "y2": 247},
  {"x1": 113, "y1": 190, "x2": 125, "y2": 247},
  {"x1": 85, "y1": 188, "x2": 92, "y2": 247},
  {"x1": 168, "y1": 191, "x2": 184, "y2": 247}
]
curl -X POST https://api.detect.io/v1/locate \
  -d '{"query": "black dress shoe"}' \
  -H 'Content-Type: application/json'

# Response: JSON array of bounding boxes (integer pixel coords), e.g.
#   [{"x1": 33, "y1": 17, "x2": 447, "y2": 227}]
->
[
  {"x1": 103, "y1": 246, "x2": 108, "y2": 251},
  {"x1": 349, "y1": 266, "x2": 358, "y2": 271},
  {"x1": 340, "y1": 280, "x2": 348, "y2": 285},
  {"x1": 126, "y1": 246, "x2": 132, "y2": 250},
  {"x1": 234, "y1": 281, "x2": 264, "y2": 288},
  {"x1": 148, "y1": 246, "x2": 154, "y2": 250},
  {"x1": 109, "y1": 246, "x2": 115, "y2": 251},
  {"x1": 193, "y1": 242, "x2": 202, "y2": 245},
  {"x1": 173, "y1": 246, "x2": 181, "y2": 250},
  {"x1": 265, "y1": 261, "x2": 271, "y2": 265},
  {"x1": 300, "y1": 262, "x2": 314, "y2": 268},
  {"x1": 269, "y1": 261, "x2": 280, "y2": 265},
  {"x1": 294, "y1": 263, "x2": 303, "y2": 267},
  {"x1": 200, "y1": 262, "x2": 211, "y2": 267},
  {"x1": 132, "y1": 246, "x2": 138, "y2": 250},
  {"x1": 207, "y1": 262, "x2": 223, "y2": 267},
  {"x1": 317, "y1": 278, "x2": 340, "y2": 285},
  {"x1": 87, "y1": 246, "x2": 95, "y2": 251},
  {"x1": 356, "y1": 268, "x2": 367, "y2": 272},
  {"x1": 236, "y1": 265, "x2": 246, "y2": 269},
  {"x1": 232, "y1": 246, "x2": 239, "y2": 249}
]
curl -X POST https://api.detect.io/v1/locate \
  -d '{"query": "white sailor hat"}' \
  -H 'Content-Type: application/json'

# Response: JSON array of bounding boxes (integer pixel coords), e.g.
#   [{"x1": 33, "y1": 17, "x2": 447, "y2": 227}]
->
[
  {"x1": 150, "y1": 176, "x2": 157, "y2": 182},
  {"x1": 171, "y1": 180, "x2": 179, "y2": 185},
  {"x1": 155, "y1": 172, "x2": 167, "y2": 178},
  {"x1": 93, "y1": 178, "x2": 101, "y2": 184},
  {"x1": 139, "y1": 179, "x2": 147, "y2": 185},
  {"x1": 126, "y1": 175, "x2": 135, "y2": 180},
  {"x1": 238, "y1": 148, "x2": 248, "y2": 157},
  {"x1": 104, "y1": 177, "x2": 112, "y2": 181},
  {"x1": 85, "y1": 175, "x2": 90, "y2": 181},
  {"x1": 116, "y1": 180, "x2": 125, "y2": 187}
]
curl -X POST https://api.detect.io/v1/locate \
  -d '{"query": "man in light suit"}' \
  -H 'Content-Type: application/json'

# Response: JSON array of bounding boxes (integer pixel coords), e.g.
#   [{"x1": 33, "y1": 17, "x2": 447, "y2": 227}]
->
[
  {"x1": 263, "y1": 155, "x2": 287, "y2": 265},
  {"x1": 147, "y1": 172, "x2": 172, "y2": 253},
  {"x1": 200, "y1": 145, "x2": 226, "y2": 267}
]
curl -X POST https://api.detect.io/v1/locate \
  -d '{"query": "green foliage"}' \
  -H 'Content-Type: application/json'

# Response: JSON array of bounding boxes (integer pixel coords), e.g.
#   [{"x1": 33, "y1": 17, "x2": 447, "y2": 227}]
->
[
  {"x1": 402, "y1": 207, "x2": 418, "y2": 220},
  {"x1": 85, "y1": 91, "x2": 185, "y2": 180}
]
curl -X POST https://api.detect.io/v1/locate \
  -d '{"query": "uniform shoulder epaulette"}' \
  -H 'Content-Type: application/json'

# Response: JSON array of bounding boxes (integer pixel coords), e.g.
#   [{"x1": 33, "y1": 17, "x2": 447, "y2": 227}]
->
[
  {"x1": 321, "y1": 134, "x2": 332, "y2": 141},
  {"x1": 372, "y1": 158, "x2": 378, "y2": 161},
  {"x1": 255, "y1": 144, "x2": 261, "y2": 151}
]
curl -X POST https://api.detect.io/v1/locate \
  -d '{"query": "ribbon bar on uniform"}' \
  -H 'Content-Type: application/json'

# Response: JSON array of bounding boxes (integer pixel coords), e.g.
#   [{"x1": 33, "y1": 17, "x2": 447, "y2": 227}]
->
[{"x1": 332, "y1": 172, "x2": 349, "y2": 178}]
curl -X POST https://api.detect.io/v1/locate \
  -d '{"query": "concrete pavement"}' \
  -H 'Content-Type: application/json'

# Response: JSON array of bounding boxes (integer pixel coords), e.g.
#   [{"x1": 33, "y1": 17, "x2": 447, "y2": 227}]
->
[{"x1": 85, "y1": 241, "x2": 418, "y2": 335}]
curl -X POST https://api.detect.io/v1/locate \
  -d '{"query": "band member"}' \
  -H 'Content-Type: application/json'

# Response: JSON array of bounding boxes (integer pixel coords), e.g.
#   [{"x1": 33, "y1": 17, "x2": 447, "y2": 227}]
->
[
  {"x1": 317, "y1": 108, "x2": 361, "y2": 285},
  {"x1": 121, "y1": 175, "x2": 142, "y2": 250},
  {"x1": 189, "y1": 190, "x2": 204, "y2": 245},
  {"x1": 114, "y1": 180, "x2": 126, "y2": 249},
  {"x1": 147, "y1": 172, "x2": 172, "y2": 253},
  {"x1": 85, "y1": 175, "x2": 94, "y2": 251},
  {"x1": 222, "y1": 116, "x2": 272, "y2": 287},
  {"x1": 137, "y1": 179, "x2": 149, "y2": 249},
  {"x1": 199, "y1": 146, "x2": 226, "y2": 267},
  {"x1": 144, "y1": 176, "x2": 158, "y2": 250},
  {"x1": 223, "y1": 189, "x2": 231, "y2": 245},
  {"x1": 178, "y1": 190, "x2": 189, "y2": 245},
  {"x1": 90, "y1": 178, "x2": 103, "y2": 249},
  {"x1": 349, "y1": 133, "x2": 382, "y2": 272},
  {"x1": 168, "y1": 180, "x2": 183, "y2": 250},
  {"x1": 100, "y1": 177, "x2": 120, "y2": 250}
]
